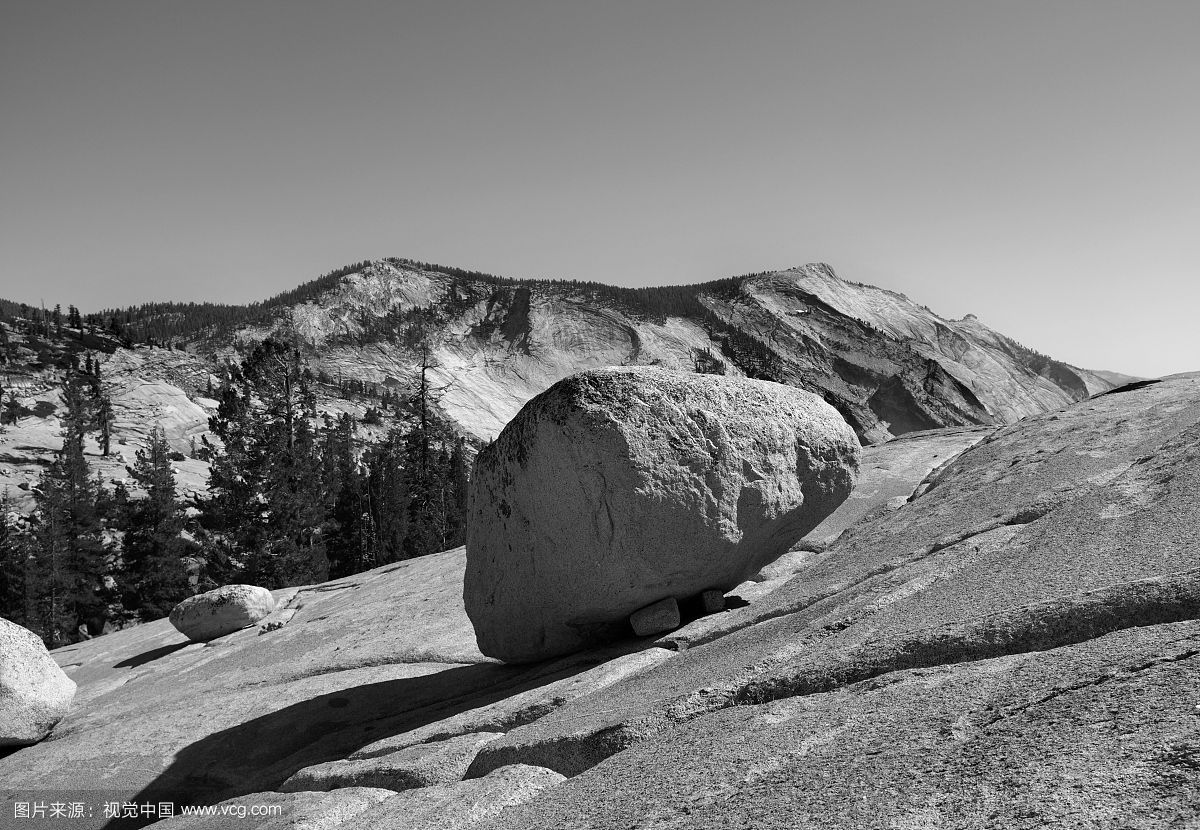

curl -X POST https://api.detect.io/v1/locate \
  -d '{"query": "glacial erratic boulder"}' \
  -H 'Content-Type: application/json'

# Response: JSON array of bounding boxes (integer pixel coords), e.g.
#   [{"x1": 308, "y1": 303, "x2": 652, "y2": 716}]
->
[
  {"x1": 169, "y1": 585, "x2": 277, "y2": 642},
  {"x1": 0, "y1": 617, "x2": 77, "y2": 746},
  {"x1": 465, "y1": 367, "x2": 860, "y2": 663}
]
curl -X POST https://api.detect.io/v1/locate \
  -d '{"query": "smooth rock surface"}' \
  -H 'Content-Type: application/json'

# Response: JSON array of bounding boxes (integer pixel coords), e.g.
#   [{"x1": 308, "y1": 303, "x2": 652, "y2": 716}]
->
[
  {"x1": 344, "y1": 646, "x2": 675, "y2": 761},
  {"x1": 0, "y1": 548, "x2": 502, "y2": 820},
  {"x1": 779, "y1": 424, "x2": 993, "y2": 555},
  {"x1": 0, "y1": 547, "x2": 675, "y2": 829},
  {"x1": 0, "y1": 617, "x2": 77, "y2": 746},
  {"x1": 169, "y1": 585, "x2": 277, "y2": 642},
  {"x1": 465, "y1": 367, "x2": 860, "y2": 662},
  {"x1": 280, "y1": 731, "x2": 503, "y2": 792}
]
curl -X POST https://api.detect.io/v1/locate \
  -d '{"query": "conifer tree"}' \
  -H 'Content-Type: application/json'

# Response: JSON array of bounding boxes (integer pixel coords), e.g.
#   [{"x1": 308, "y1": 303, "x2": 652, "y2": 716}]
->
[
  {"x1": 120, "y1": 426, "x2": 195, "y2": 620},
  {"x1": 396, "y1": 323, "x2": 465, "y2": 558},
  {"x1": 24, "y1": 379, "x2": 110, "y2": 646},
  {"x1": 204, "y1": 339, "x2": 329, "y2": 587},
  {"x1": 322, "y1": 413, "x2": 374, "y2": 578},
  {"x1": 2, "y1": 389, "x2": 20, "y2": 426},
  {"x1": 0, "y1": 491, "x2": 31, "y2": 627},
  {"x1": 86, "y1": 360, "x2": 114, "y2": 456},
  {"x1": 364, "y1": 428, "x2": 408, "y2": 562}
]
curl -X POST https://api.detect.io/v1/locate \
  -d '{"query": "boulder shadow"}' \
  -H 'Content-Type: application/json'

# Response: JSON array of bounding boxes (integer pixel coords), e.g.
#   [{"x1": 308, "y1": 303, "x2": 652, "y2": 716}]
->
[
  {"x1": 103, "y1": 639, "x2": 658, "y2": 829},
  {"x1": 113, "y1": 642, "x2": 191, "y2": 669}
]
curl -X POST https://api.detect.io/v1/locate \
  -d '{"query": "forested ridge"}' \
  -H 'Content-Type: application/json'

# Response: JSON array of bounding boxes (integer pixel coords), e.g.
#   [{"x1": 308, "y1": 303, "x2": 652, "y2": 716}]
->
[
  {"x1": 1, "y1": 257, "x2": 767, "y2": 348},
  {"x1": 0, "y1": 316, "x2": 470, "y2": 648}
]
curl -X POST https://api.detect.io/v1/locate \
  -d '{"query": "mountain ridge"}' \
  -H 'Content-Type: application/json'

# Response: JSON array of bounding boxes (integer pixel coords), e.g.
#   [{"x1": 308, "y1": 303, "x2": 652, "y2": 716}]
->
[{"x1": 0, "y1": 259, "x2": 1116, "y2": 514}]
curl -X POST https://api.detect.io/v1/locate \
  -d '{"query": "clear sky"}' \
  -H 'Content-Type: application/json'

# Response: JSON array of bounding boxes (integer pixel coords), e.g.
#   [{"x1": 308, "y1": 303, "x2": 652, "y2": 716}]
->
[{"x1": 3, "y1": 1, "x2": 1197, "y2": 378}]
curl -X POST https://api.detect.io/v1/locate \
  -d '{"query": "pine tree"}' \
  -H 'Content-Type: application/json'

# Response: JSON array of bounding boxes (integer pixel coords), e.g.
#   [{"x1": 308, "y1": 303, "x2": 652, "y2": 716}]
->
[
  {"x1": 86, "y1": 360, "x2": 114, "y2": 457},
  {"x1": 322, "y1": 414, "x2": 374, "y2": 578},
  {"x1": 205, "y1": 377, "x2": 264, "y2": 577},
  {"x1": 364, "y1": 428, "x2": 408, "y2": 562},
  {"x1": 120, "y1": 426, "x2": 195, "y2": 620},
  {"x1": 24, "y1": 382, "x2": 110, "y2": 646},
  {"x1": 396, "y1": 324, "x2": 464, "y2": 558},
  {"x1": 2, "y1": 389, "x2": 20, "y2": 426},
  {"x1": 0, "y1": 491, "x2": 31, "y2": 627},
  {"x1": 203, "y1": 339, "x2": 329, "y2": 587}
]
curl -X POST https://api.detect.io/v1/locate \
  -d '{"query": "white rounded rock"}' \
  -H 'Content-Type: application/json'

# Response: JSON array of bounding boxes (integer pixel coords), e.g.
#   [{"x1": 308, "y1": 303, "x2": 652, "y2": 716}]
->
[
  {"x1": 0, "y1": 617, "x2": 77, "y2": 746},
  {"x1": 465, "y1": 367, "x2": 860, "y2": 663},
  {"x1": 169, "y1": 585, "x2": 277, "y2": 642}
]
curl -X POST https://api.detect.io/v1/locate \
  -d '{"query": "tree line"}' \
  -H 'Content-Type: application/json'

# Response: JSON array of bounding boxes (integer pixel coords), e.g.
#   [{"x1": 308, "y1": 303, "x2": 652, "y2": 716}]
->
[{"x1": 0, "y1": 330, "x2": 470, "y2": 648}]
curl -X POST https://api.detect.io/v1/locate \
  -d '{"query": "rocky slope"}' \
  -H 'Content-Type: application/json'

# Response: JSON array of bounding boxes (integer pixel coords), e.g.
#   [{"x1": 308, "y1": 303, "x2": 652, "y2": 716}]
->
[
  {"x1": 470, "y1": 372, "x2": 1200, "y2": 829},
  {"x1": 1, "y1": 375, "x2": 1194, "y2": 828},
  {"x1": 0, "y1": 424, "x2": 973, "y2": 827}
]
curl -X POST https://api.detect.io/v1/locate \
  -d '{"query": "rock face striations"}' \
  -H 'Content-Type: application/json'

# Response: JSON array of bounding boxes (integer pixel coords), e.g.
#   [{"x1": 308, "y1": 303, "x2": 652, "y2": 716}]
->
[{"x1": 464, "y1": 367, "x2": 860, "y2": 663}]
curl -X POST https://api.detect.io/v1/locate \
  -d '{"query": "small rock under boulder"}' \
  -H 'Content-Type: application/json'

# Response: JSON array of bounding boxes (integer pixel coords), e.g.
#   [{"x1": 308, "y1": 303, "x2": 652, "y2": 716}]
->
[
  {"x1": 630, "y1": 598, "x2": 680, "y2": 637},
  {"x1": 465, "y1": 367, "x2": 860, "y2": 663},
  {"x1": 0, "y1": 617, "x2": 77, "y2": 746},
  {"x1": 168, "y1": 585, "x2": 277, "y2": 642}
]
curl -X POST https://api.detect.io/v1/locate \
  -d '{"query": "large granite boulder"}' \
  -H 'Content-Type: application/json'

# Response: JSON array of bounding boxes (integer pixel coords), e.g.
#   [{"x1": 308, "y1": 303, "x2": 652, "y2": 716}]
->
[
  {"x1": 0, "y1": 617, "x2": 77, "y2": 746},
  {"x1": 168, "y1": 585, "x2": 276, "y2": 642},
  {"x1": 465, "y1": 367, "x2": 860, "y2": 663}
]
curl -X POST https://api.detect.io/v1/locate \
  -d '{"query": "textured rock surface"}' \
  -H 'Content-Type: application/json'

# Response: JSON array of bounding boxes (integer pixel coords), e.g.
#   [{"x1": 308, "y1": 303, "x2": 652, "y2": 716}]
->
[
  {"x1": 169, "y1": 585, "x2": 277, "y2": 642},
  {"x1": 479, "y1": 620, "x2": 1200, "y2": 830},
  {"x1": 353, "y1": 764, "x2": 565, "y2": 830},
  {"x1": 0, "y1": 618, "x2": 77, "y2": 746},
  {"x1": 144, "y1": 787, "x2": 395, "y2": 830},
  {"x1": 468, "y1": 375, "x2": 1200, "y2": 829},
  {"x1": 465, "y1": 367, "x2": 860, "y2": 662},
  {"x1": 280, "y1": 731, "x2": 503, "y2": 792}
]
